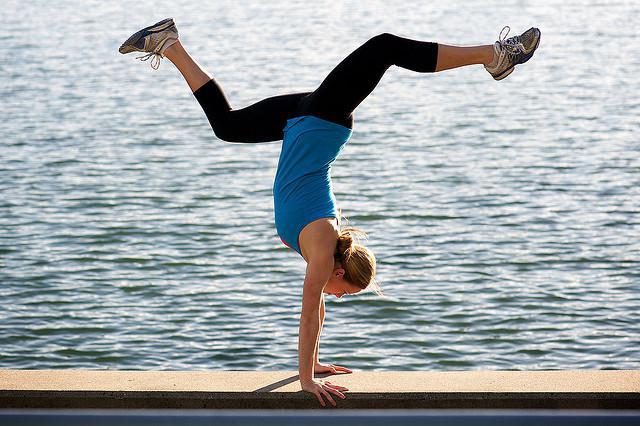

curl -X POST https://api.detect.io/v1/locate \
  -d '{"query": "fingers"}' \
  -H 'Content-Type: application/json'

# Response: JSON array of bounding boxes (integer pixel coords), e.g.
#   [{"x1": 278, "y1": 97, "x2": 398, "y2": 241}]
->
[
  {"x1": 320, "y1": 387, "x2": 337, "y2": 407},
  {"x1": 331, "y1": 364, "x2": 353, "y2": 373},
  {"x1": 323, "y1": 382, "x2": 346, "y2": 399},
  {"x1": 324, "y1": 380, "x2": 349, "y2": 392},
  {"x1": 313, "y1": 381, "x2": 347, "y2": 407},
  {"x1": 314, "y1": 390, "x2": 326, "y2": 407},
  {"x1": 306, "y1": 379, "x2": 349, "y2": 408}
]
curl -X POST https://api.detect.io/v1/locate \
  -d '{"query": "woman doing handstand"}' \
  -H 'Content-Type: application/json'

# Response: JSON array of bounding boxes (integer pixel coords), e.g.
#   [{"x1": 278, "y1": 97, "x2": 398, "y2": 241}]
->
[{"x1": 119, "y1": 19, "x2": 541, "y2": 407}]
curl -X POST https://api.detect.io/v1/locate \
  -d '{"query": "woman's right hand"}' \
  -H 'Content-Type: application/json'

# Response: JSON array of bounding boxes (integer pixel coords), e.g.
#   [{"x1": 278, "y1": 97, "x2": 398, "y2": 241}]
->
[{"x1": 301, "y1": 379, "x2": 348, "y2": 407}]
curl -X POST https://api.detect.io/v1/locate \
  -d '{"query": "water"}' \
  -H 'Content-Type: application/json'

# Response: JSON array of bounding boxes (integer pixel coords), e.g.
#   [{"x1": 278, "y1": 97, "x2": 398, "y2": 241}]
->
[{"x1": 1, "y1": 0, "x2": 638, "y2": 371}]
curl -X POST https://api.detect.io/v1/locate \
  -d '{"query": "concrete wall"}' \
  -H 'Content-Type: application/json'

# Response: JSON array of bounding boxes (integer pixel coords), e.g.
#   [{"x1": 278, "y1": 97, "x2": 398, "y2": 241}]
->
[{"x1": 1, "y1": 370, "x2": 638, "y2": 409}]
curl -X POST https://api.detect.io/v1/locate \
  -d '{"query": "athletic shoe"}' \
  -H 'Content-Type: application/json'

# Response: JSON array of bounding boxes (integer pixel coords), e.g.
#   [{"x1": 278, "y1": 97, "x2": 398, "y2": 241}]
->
[
  {"x1": 118, "y1": 18, "x2": 179, "y2": 69},
  {"x1": 484, "y1": 26, "x2": 541, "y2": 81}
]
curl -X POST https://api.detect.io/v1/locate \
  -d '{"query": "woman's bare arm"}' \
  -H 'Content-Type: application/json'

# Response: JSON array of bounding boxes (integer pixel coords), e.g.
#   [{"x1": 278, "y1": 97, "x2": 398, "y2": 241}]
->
[
  {"x1": 298, "y1": 257, "x2": 332, "y2": 386},
  {"x1": 313, "y1": 293, "x2": 324, "y2": 364},
  {"x1": 314, "y1": 293, "x2": 325, "y2": 365},
  {"x1": 297, "y1": 218, "x2": 348, "y2": 406}
]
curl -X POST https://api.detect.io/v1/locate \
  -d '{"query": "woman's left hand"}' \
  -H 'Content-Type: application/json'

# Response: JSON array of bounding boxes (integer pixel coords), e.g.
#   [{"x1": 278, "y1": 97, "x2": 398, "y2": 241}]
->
[{"x1": 314, "y1": 362, "x2": 353, "y2": 375}]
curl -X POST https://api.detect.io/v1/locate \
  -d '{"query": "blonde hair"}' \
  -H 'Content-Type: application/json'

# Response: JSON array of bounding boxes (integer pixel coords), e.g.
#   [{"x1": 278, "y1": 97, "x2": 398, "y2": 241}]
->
[{"x1": 334, "y1": 215, "x2": 383, "y2": 296}]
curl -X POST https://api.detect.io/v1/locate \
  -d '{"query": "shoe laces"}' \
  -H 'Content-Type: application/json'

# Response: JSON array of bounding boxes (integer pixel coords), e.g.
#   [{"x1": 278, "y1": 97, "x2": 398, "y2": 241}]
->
[
  {"x1": 136, "y1": 51, "x2": 163, "y2": 70},
  {"x1": 498, "y1": 26, "x2": 525, "y2": 56}
]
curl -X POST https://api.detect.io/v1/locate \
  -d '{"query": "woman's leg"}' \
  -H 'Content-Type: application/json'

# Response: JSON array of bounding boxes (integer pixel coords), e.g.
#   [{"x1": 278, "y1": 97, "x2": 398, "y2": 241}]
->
[
  {"x1": 164, "y1": 41, "x2": 310, "y2": 143},
  {"x1": 298, "y1": 33, "x2": 494, "y2": 127},
  {"x1": 435, "y1": 44, "x2": 494, "y2": 72},
  {"x1": 163, "y1": 40, "x2": 212, "y2": 93}
]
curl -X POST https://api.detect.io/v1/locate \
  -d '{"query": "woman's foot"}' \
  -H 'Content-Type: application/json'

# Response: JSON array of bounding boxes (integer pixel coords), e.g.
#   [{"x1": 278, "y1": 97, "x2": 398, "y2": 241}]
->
[
  {"x1": 118, "y1": 18, "x2": 179, "y2": 69},
  {"x1": 484, "y1": 26, "x2": 541, "y2": 80}
]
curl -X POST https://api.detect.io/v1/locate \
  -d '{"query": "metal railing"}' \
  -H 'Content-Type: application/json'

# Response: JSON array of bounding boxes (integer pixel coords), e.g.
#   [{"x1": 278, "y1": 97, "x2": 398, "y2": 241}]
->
[{"x1": 1, "y1": 409, "x2": 639, "y2": 426}]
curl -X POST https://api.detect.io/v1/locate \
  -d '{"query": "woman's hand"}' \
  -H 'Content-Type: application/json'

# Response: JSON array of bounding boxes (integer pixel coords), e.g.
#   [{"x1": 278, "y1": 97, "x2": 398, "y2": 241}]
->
[
  {"x1": 301, "y1": 379, "x2": 349, "y2": 407},
  {"x1": 314, "y1": 362, "x2": 353, "y2": 375}
]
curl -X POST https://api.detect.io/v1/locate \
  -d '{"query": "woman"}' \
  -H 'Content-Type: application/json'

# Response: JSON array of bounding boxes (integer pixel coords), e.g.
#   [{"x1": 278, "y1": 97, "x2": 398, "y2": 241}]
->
[{"x1": 119, "y1": 19, "x2": 540, "y2": 407}]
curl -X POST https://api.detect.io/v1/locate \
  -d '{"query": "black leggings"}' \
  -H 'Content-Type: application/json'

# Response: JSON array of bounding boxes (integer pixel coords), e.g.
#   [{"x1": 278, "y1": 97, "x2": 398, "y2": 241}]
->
[{"x1": 193, "y1": 33, "x2": 438, "y2": 143}]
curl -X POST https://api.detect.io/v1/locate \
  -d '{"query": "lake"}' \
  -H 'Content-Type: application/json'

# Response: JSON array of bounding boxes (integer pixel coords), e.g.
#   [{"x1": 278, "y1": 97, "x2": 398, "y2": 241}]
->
[{"x1": 1, "y1": 0, "x2": 638, "y2": 371}]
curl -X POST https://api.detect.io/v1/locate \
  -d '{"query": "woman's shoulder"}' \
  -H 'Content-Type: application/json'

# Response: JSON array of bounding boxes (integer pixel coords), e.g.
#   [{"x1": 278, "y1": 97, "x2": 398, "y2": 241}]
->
[{"x1": 298, "y1": 218, "x2": 339, "y2": 261}]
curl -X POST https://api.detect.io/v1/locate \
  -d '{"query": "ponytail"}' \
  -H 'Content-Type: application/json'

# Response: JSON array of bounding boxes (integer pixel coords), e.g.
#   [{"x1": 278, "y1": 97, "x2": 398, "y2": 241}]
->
[{"x1": 334, "y1": 222, "x2": 381, "y2": 295}]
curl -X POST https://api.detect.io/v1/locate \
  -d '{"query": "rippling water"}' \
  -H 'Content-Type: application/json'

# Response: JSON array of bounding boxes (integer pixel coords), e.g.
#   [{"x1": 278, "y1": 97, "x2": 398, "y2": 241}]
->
[{"x1": 1, "y1": 0, "x2": 639, "y2": 371}]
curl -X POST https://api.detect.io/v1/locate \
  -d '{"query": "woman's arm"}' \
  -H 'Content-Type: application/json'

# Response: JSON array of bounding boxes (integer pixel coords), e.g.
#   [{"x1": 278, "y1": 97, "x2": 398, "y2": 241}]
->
[
  {"x1": 314, "y1": 293, "x2": 325, "y2": 365},
  {"x1": 313, "y1": 287, "x2": 353, "y2": 376},
  {"x1": 297, "y1": 218, "x2": 348, "y2": 407},
  {"x1": 298, "y1": 257, "x2": 332, "y2": 387}
]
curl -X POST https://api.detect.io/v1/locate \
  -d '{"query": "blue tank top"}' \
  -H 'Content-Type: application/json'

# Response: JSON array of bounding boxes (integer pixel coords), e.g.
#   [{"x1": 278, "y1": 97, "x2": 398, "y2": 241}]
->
[{"x1": 273, "y1": 115, "x2": 353, "y2": 255}]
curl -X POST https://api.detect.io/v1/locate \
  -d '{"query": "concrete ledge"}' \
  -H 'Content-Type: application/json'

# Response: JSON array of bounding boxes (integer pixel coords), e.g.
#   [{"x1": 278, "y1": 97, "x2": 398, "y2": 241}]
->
[{"x1": 1, "y1": 370, "x2": 638, "y2": 409}]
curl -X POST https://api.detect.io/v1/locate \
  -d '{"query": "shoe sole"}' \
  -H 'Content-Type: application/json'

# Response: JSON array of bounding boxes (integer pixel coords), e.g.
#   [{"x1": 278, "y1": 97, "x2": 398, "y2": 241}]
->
[
  {"x1": 119, "y1": 18, "x2": 175, "y2": 54},
  {"x1": 493, "y1": 29, "x2": 541, "y2": 81},
  {"x1": 494, "y1": 66, "x2": 515, "y2": 81}
]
